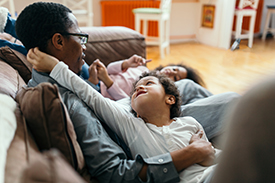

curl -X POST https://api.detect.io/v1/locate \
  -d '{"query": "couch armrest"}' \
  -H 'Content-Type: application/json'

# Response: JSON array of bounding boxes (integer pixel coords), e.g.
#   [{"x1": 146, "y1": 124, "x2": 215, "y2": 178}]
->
[{"x1": 81, "y1": 26, "x2": 146, "y2": 66}]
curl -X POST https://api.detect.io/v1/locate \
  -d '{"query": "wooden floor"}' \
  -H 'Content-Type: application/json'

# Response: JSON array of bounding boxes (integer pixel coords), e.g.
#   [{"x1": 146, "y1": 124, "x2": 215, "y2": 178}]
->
[{"x1": 146, "y1": 37, "x2": 275, "y2": 95}]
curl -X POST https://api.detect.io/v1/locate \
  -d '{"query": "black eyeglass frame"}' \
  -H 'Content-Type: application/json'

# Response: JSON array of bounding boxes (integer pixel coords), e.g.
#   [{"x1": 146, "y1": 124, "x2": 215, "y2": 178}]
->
[{"x1": 61, "y1": 32, "x2": 89, "y2": 45}]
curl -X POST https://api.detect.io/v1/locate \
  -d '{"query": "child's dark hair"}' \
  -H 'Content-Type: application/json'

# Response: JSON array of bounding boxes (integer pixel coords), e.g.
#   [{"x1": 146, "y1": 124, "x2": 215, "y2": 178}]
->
[
  {"x1": 154, "y1": 63, "x2": 205, "y2": 87},
  {"x1": 130, "y1": 71, "x2": 182, "y2": 119}
]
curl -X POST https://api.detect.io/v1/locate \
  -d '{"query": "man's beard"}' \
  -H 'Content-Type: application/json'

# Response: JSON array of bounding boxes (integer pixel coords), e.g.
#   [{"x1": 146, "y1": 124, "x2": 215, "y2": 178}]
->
[{"x1": 77, "y1": 70, "x2": 82, "y2": 76}]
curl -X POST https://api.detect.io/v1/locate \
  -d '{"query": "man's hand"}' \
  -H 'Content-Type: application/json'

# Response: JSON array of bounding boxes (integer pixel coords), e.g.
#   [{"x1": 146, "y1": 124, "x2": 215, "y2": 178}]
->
[
  {"x1": 88, "y1": 61, "x2": 99, "y2": 85},
  {"x1": 189, "y1": 130, "x2": 215, "y2": 167},
  {"x1": 27, "y1": 47, "x2": 59, "y2": 72},
  {"x1": 121, "y1": 54, "x2": 152, "y2": 70},
  {"x1": 170, "y1": 130, "x2": 215, "y2": 173}
]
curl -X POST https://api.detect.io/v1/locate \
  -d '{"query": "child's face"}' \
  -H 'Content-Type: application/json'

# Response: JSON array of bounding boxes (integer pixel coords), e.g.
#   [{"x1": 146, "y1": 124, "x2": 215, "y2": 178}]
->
[
  {"x1": 131, "y1": 76, "x2": 167, "y2": 117},
  {"x1": 160, "y1": 66, "x2": 187, "y2": 81}
]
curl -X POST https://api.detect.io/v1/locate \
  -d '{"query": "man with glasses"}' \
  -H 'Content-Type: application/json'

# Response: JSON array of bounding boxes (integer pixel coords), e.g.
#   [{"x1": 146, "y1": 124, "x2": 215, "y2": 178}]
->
[
  {"x1": 61, "y1": 32, "x2": 89, "y2": 45},
  {"x1": 16, "y1": 2, "x2": 215, "y2": 183}
]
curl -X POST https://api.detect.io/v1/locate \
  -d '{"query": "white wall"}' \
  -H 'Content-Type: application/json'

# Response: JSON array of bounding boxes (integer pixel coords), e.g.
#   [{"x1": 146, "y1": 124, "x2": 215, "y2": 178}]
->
[
  {"x1": 11, "y1": 0, "x2": 199, "y2": 43},
  {"x1": 169, "y1": 2, "x2": 198, "y2": 43},
  {"x1": 13, "y1": 0, "x2": 62, "y2": 15},
  {"x1": 93, "y1": 0, "x2": 101, "y2": 26},
  {"x1": 161, "y1": 0, "x2": 236, "y2": 49},
  {"x1": 10, "y1": 0, "x2": 270, "y2": 49},
  {"x1": 196, "y1": 0, "x2": 236, "y2": 49}
]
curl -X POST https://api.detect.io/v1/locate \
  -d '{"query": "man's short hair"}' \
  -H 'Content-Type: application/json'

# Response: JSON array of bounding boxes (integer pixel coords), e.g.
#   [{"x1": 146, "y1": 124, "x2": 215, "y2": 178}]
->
[
  {"x1": 16, "y1": 2, "x2": 72, "y2": 52},
  {"x1": 131, "y1": 71, "x2": 182, "y2": 119}
]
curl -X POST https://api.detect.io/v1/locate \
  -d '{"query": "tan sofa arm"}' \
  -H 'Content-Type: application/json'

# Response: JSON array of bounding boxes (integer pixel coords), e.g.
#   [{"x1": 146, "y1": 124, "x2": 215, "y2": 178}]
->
[{"x1": 81, "y1": 26, "x2": 146, "y2": 66}]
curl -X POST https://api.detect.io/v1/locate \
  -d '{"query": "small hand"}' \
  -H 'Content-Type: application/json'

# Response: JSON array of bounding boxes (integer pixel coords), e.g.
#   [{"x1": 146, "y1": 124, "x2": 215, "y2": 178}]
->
[
  {"x1": 189, "y1": 130, "x2": 203, "y2": 144},
  {"x1": 93, "y1": 60, "x2": 108, "y2": 81},
  {"x1": 94, "y1": 60, "x2": 113, "y2": 88},
  {"x1": 122, "y1": 54, "x2": 152, "y2": 70},
  {"x1": 27, "y1": 47, "x2": 58, "y2": 72},
  {"x1": 189, "y1": 130, "x2": 215, "y2": 167},
  {"x1": 88, "y1": 61, "x2": 99, "y2": 84}
]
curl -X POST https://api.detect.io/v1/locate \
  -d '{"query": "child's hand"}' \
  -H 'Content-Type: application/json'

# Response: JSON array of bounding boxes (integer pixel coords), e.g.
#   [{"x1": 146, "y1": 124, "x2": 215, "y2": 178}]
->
[
  {"x1": 189, "y1": 130, "x2": 204, "y2": 144},
  {"x1": 94, "y1": 59, "x2": 113, "y2": 88},
  {"x1": 122, "y1": 54, "x2": 152, "y2": 70},
  {"x1": 88, "y1": 61, "x2": 99, "y2": 85},
  {"x1": 27, "y1": 47, "x2": 59, "y2": 72},
  {"x1": 93, "y1": 59, "x2": 108, "y2": 80}
]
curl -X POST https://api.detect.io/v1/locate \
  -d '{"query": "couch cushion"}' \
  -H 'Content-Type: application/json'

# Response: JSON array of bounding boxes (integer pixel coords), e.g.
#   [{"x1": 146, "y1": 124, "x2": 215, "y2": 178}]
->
[
  {"x1": 81, "y1": 26, "x2": 146, "y2": 66},
  {"x1": 0, "y1": 46, "x2": 32, "y2": 84},
  {"x1": 0, "y1": 94, "x2": 17, "y2": 183},
  {"x1": 21, "y1": 149, "x2": 86, "y2": 183},
  {"x1": 15, "y1": 82, "x2": 89, "y2": 179},
  {"x1": 5, "y1": 101, "x2": 41, "y2": 183},
  {"x1": 0, "y1": 60, "x2": 26, "y2": 99}
]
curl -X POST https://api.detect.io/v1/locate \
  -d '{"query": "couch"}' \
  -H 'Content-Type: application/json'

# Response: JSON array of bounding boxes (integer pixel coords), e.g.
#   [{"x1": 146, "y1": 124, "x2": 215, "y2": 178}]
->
[{"x1": 0, "y1": 26, "x2": 146, "y2": 183}]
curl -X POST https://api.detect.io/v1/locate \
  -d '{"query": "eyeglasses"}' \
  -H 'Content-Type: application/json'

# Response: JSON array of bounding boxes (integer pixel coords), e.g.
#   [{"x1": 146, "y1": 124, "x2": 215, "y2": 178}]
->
[{"x1": 61, "y1": 32, "x2": 89, "y2": 45}]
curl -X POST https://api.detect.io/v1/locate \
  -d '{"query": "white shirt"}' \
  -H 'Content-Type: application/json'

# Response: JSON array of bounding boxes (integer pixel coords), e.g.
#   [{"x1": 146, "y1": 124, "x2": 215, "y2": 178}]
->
[{"x1": 50, "y1": 62, "x2": 220, "y2": 183}]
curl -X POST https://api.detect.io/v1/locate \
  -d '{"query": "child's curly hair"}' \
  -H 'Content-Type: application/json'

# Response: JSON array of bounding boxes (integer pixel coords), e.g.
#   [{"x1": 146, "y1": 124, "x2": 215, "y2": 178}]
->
[{"x1": 130, "y1": 71, "x2": 182, "y2": 119}]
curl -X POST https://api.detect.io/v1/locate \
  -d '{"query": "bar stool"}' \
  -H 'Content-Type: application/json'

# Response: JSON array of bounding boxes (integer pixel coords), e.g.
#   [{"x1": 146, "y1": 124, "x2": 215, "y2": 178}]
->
[
  {"x1": 262, "y1": 6, "x2": 275, "y2": 41},
  {"x1": 232, "y1": 0, "x2": 259, "y2": 48},
  {"x1": 133, "y1": 0, "x2": 172, "y2": 59}
]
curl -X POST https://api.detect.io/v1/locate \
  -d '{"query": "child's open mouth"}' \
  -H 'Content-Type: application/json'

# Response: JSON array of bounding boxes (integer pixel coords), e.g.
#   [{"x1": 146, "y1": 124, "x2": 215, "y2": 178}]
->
[{"x1": 136, "y1": 91, "x2": 146, "y2": 98}]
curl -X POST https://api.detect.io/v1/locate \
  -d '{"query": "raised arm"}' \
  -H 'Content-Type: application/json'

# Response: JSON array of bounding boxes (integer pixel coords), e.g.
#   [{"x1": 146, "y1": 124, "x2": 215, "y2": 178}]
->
[
  {"x1": 107, "y1": 54, "x2": 151, "y2": 74},
  {"x1": 171, "y1": 134, "x2": 215, "y2": 171}
]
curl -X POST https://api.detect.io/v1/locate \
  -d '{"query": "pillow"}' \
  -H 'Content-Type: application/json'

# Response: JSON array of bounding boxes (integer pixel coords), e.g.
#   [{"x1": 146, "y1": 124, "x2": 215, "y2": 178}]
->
[
  {"x1": 15, "y1": 82, "x2": 89, "y2": 179},
  {"x1": 0, "y1": 93, "x2": 17, "y2": 183},
  {"x1": 21, "y1": 149, "x2": 86, "y2": 183},
  {"x1": 0, "y1": 46, "x2": 32, "y2": 83},
  {"x1": 0, "y1": 60, "x2": 26, "y2": 99}
]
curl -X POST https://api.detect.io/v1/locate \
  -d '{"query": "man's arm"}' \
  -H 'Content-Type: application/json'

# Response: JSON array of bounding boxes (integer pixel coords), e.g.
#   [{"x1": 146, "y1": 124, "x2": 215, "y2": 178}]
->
[{"x1": 138, "y1": 133, "x2": 215, "y2": 181}]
